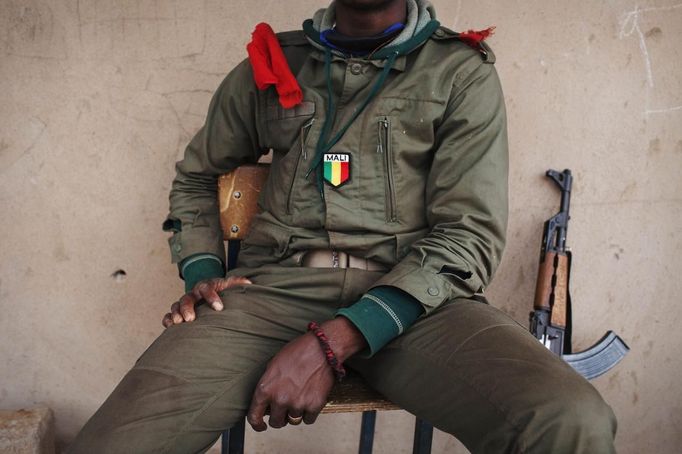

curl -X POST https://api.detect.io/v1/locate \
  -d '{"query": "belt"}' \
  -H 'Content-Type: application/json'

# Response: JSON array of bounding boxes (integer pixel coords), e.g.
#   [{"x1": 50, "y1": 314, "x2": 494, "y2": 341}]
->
[{"x1": 301, "y1": 249, "x2": 388, "y2": 272}]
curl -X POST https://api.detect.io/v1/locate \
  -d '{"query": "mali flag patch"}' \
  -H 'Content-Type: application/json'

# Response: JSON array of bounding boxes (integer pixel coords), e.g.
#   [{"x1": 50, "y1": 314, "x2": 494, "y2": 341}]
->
[{"x1": 323, "y1": 153, "x2": 351, "y2": 187}]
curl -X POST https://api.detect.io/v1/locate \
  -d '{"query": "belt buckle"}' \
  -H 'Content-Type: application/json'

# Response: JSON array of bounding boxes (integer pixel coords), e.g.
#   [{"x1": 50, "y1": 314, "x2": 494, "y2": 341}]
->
[{"x1": 331, "y1": 250, "x2": 340, "y2": 268}]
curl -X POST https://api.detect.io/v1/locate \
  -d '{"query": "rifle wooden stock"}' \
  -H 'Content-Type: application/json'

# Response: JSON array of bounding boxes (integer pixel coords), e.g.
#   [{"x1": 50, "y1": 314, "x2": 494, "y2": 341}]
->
[
  {"x1": 550, "y1": 254, "x2": 569, "y2": 328},
  {"x1": 533, "y1": 253, "x2": 555, "y2": 311},
  {"x1": 217, "y1": 165, "x2": 270, "y2": 240},
  {"x1": 533, "y1": 251, "x2": 569, "y2": 329}
]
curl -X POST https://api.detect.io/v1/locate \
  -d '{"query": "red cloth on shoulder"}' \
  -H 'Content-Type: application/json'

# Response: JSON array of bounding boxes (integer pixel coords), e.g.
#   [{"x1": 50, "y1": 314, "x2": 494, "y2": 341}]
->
[
  {"x1": 458, "y1": 26, "x2": 495, "y2": 48},
  {"x1": 246, "y1": 22, "x2": 303, "y2": 109}
]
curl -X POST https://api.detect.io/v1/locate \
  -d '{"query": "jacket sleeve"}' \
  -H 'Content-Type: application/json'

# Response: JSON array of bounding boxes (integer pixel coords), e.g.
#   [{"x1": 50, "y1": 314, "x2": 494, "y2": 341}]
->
[
  {"x1": 371, "y1": 60, "x2": 508, "y2": 313},
  {"x1": 164, "y1": 59, "x2": 266, "y2": 266}
]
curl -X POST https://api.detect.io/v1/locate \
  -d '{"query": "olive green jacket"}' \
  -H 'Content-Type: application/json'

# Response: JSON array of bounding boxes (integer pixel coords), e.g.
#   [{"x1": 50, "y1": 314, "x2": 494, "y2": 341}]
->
[{"x1": 165, "y1": 26, "x2": 508, "y2": 314}]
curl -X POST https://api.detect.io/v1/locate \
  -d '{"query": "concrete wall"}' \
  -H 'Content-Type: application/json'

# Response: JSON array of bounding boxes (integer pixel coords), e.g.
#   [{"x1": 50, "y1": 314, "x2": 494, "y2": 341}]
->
[{"x1": 1, "y1": 0, "x2": 680, "y2": 452}]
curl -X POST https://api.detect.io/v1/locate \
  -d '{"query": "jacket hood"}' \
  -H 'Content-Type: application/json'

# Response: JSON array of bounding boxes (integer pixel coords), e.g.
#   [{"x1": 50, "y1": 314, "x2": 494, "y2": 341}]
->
[{"x1": 304, "y1": 0, "x2": 439, "y2": 59}]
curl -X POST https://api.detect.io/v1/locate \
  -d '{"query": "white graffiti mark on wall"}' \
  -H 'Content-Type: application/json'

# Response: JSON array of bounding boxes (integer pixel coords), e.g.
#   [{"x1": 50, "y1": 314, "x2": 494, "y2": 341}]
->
[
  {"x1": 643, "y1": 105, "x2": 682, "y2": 115},
  {"x1": 618, "y1": 3, "x2": 682, "y2": 116}
]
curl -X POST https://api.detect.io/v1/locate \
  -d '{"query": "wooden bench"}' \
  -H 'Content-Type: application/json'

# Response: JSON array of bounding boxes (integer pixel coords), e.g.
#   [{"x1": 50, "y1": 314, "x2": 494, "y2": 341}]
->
[{"x1": 218, "y1": 165, "x2": 433, "y2": 454}]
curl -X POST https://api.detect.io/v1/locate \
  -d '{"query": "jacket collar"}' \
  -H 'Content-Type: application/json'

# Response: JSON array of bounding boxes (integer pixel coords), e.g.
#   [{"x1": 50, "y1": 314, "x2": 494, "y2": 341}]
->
[
  {"x1": 307, "y1": 47, "x2": 409, "y2": 72},
  {"x1": 303, "y1": 18, "x2": 439, "y2": 72}
]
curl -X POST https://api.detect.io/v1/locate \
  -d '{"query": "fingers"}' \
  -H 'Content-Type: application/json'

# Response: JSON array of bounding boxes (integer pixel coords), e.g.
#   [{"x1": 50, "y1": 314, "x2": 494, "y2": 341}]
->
[
  {"x1": 178, "y1": 293, "x2": 198, "y2": 322},
  {"x1": 302, "y1": 396, "x2": 325, "y2": 425},
  {"x1": 192, "y1": 281, "x2": 223, "y2": 311},
  {"x1": 247, "y1": 383, "x2": 321, "y2": 430},
  {"x1": 162, "y1": 312, "x2": 173, "y2": 328},
  {"x1": 165, "y1": 295, "x2": 197, "y2": 327},
  {"x1": 268, "y1": 401, "x2": 289, "y2": 429},
  {"x1": 170, "y1": 301, "x2": 183, "y2": 324},
  {"x1": 188, "y1": 276, "x2": 251, "y2": 311},
  {"x1": 217, "y1": 276, "x2": 253, "y2": 292},
  {"x1": 164, "y1": 276, "x2": 251, "y2": 328},
  {"x1": 247, "y1": 385, "x2": 270, "y2": 432},
  {"x1": 303, "y1": 404, "x2": 324, "y2": 425}
]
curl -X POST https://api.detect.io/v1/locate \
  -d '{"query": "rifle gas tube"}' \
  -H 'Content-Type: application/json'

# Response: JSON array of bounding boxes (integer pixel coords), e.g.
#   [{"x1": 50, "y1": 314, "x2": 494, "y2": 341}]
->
[{"x1": 529, "y1": 169, "x2": 629, "y2": 380}]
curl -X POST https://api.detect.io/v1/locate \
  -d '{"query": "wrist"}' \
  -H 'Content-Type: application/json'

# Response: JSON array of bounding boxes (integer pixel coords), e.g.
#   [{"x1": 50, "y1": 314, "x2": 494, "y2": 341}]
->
[
  {"x1": 180, "y1": 254, "x2": 225, "y2": 292},
  {"x1": 318, "y1": 317, "x2": 367, "y2": 363},
  {"x1": 336, "y1": 287, "x2": 424, "y2": 357}
]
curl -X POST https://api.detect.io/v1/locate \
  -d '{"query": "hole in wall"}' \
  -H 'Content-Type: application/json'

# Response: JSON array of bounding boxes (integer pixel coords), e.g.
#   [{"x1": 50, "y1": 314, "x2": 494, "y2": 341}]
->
[{"x1": 111, "y1": 269, "x2": 127, "y2": 283}]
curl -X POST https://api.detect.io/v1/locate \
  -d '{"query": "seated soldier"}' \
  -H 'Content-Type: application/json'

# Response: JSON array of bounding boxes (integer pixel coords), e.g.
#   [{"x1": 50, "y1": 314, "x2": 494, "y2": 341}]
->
[{"x1": 69, "y1": 0, "x2": 617, "y2": 453}]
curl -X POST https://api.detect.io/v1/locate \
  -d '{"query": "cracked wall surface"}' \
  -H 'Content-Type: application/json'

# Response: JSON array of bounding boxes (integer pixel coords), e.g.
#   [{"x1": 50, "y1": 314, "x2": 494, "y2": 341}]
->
[{"x1": 1, "y1": 1, "x2": 680, "y2": 452}]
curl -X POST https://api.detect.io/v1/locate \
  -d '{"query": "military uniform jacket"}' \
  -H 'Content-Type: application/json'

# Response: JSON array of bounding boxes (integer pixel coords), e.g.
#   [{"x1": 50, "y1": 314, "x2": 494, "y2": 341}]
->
[{"x1": 165, "y1": 26, "x2": 508, "y2": 313}]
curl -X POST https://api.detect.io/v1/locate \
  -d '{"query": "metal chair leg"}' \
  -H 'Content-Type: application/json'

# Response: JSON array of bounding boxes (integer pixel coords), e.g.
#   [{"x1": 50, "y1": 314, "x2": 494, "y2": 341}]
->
[
  {"x1": 358, "y1": 410, "x2": 377, "y2": 454},
  {"x1": 221, "y1": 419, "x2": 246, "y2": 454},
  {"x1": 412, "y1": 418, "x2": 433, "y2": 454},
  {"x1": 220, "y1": 429, "x2": 229, "y2": 454}
]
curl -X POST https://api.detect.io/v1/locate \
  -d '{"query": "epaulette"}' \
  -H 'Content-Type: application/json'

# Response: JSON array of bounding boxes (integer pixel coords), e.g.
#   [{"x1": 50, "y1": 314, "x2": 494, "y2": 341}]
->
[
  {"x1": 431, "y1": 25, "x2": 496, "y2": 63},
  {"x1": 276, "y1": 30, "x2": 310, "y2": 47},
  {"x1": 274, "y1": 30, "x2": 311, "y2": 77}
]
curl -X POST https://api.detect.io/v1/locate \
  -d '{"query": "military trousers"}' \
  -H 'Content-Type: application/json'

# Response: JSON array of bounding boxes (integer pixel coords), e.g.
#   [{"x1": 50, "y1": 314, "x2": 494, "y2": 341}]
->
[{"x1": 68, "y1": 265, "x2": 617, "y2": 454}]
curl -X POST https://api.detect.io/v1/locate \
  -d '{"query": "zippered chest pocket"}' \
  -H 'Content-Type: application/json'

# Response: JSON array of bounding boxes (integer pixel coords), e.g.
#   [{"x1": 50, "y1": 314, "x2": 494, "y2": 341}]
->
[
  {"x1": 259, "y1": 104, "x2": 317, "y2": 218},
  {"x1": 285, "y1": 117, "x2": 316, "y2": 214},
  {"x1": 376, "y1": 116, "x2": 398, "y2": 222}
]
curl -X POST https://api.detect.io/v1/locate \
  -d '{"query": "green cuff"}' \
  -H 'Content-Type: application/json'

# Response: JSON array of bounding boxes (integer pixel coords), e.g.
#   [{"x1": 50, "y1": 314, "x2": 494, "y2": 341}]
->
[
  {"x1": 180, "y1": 254, "x2": 225, "y2": 292},
  {"x1": 336, "y1": 286, "x2": 424, "y2": 358}
]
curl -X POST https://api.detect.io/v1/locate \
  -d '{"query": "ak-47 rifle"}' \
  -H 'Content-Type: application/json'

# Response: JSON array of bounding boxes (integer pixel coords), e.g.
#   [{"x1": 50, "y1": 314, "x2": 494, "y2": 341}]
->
[{"x1": 529, "y1": 169, "x2": 629, "y2": 380}]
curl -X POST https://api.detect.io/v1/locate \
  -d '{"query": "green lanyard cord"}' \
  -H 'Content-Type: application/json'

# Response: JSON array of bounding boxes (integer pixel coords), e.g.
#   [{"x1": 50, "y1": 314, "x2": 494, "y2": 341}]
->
[
  {"x1": 306, "y1": 49, "x2": 400, "y2": 196},
  {"x1": 305, "y1": 48, "x2": 336, "y2": 190}
]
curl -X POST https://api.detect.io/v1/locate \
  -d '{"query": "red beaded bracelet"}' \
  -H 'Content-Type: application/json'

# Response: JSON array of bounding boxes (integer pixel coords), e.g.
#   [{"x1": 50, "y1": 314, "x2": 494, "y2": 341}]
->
[{"x1": 307, "y1": 321, "x2": 346, "y2": 382}]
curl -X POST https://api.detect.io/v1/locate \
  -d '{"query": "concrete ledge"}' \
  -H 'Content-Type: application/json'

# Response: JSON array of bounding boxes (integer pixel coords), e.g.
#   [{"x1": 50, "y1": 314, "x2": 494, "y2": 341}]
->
[{"x1": 0, "y1": 407, "x2": 55, "y2": 454}]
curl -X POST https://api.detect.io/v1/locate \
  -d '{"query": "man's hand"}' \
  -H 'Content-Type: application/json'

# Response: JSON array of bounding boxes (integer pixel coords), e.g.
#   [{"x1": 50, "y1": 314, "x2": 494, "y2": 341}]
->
[
  {"x1": 247, "y1": 317, "x2": 367, "y2": 430},
  {"x1": 162, "y1": 276, "x2": 252, "y2": 327}
]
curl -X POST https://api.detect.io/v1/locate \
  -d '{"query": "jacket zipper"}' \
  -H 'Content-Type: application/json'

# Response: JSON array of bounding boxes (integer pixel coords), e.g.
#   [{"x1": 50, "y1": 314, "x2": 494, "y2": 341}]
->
[
  {"x1": 287, "y1": 117, "x2": 315, "y2": 214},
  {"x1": 377, "y1": 117, "x2": 397, "y2": 222}
]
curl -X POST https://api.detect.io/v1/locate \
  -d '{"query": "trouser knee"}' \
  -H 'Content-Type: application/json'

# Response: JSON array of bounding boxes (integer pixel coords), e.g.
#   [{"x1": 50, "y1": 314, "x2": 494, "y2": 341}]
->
[{"x1": 519, "y1": 383, "x2": 617, "y2": 454}]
